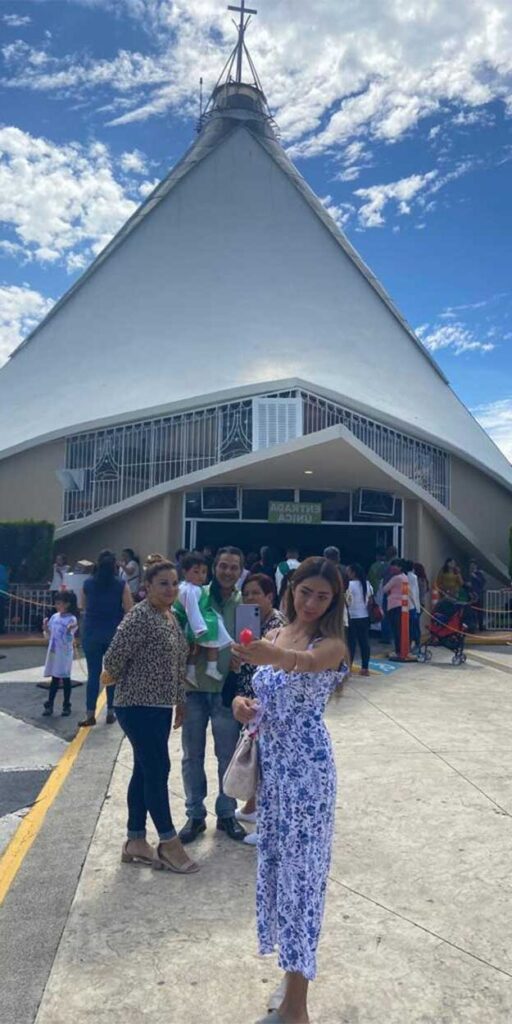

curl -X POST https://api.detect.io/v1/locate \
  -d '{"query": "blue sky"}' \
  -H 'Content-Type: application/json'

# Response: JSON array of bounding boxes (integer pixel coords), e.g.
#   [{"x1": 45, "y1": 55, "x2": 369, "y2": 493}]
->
[{"x1": 0, "y1": 0, "x2": 511, "y2": 459}]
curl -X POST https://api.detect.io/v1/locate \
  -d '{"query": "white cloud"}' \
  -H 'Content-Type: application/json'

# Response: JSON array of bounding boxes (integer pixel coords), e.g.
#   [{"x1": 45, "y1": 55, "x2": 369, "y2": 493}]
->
[
  {"x1": 354, "y1": 171, "x2": 438, "y2": 227},
  {"x1": 320, "y1": 195, "x2": 354, "y2": 231},
  {"x1": 416, "y1": 321, "x2": 495, "y2": 356},
  {"x1": 0, "y1": 285, "x2": 53, "y2": 366},
  {"x1": 0, "y1": 239, "x2": 29, "y2": 261},
  {"x1": 334, "y1": 140, "x2": 372, "y2": 182},
  {"x1": 350, "y1": 158, "x2": 480, "y2": 228},
  {"x1": 2, "y1": 14, "x2": 32, "y2": 28},
  {"x1": 5, "y1": 0, "x2": 512, "y2": 155},
  {"x1": 138, "y1": 178, "x2": 160, "y2": 197},
  {"x1": 0, "y1": 127, "x2": 138, "y2": 269},
  {"x1": 439, "y1": 293, "x2": 508, "y2": 318},
  {"x1": 473, "y1": 398, "x2": 512, "y2": 462},
  {"x1": 119, "y1": 149, "x2": 148, "y2": 174}
]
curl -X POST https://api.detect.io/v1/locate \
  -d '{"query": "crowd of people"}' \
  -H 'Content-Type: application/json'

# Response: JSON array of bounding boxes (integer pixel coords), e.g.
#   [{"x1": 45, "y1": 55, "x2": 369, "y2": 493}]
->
[{"x1": 3, "y1": 539, "x2": 489, "y2": 1023}]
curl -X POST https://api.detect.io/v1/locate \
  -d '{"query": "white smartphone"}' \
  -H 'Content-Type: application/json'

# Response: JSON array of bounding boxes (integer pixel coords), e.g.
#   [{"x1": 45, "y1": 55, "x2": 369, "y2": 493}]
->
[{"x1": 234, "y1": 603, "x2": 261, "y2": 641}]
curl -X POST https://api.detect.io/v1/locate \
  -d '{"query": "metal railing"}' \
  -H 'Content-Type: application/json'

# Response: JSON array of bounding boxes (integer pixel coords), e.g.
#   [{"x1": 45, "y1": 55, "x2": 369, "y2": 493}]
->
[
  {"x1": 485, "y1": 589, "x2": 512, "y2": 631},
  {"x1": 2, "y1": 585, "x2": 54, "y2": 634},
  {"x1": 62, "y1": 387, "x2": 450, "y2": 522}
]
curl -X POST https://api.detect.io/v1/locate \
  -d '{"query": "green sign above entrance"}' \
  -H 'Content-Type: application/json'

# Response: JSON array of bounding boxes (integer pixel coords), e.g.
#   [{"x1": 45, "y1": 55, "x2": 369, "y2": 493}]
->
[{"x1": 268, "y1": 501, "x2": 322, "y2": 525}]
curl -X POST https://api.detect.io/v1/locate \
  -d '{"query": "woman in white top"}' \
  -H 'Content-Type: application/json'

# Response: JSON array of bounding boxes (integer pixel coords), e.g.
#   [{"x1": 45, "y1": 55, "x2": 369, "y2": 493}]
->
[
  {"x1": 120, "y1": 548, "x2": 141, "y2": 597},
  {"x1": 346, "y1": 563, "x2": 373, "y2": 676},
  {"x1": 404, "y1": 559, "x2": 421, "y2": 650},
  {"x1": 50, "y1": 554, "x2": 70, "y2": 598}
]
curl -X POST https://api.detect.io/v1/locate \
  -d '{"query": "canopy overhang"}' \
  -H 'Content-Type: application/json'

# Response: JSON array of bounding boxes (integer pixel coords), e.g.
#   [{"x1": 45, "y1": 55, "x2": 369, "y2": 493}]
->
[{"x1": 55, "y1": 423, "x2": 510, "y2": 582}]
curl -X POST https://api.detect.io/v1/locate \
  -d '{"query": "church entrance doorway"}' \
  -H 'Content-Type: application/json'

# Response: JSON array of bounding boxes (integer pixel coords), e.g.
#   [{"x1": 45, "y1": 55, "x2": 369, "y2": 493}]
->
[
  {"x1": 184, "y1": 486, "x2": 403, "y2": 570},
  {"x1": 193, "y1": 521, "x2": 397, "y2": 570}
]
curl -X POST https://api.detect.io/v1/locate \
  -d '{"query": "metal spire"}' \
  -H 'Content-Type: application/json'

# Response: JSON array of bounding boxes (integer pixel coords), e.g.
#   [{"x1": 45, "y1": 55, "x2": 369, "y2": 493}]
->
[
  {"x1": 227, "y1": 0, "x2": 257, "y2": 83},
  {"x1": 197, "y1": 2, "x2": 278, "y2": 135}
]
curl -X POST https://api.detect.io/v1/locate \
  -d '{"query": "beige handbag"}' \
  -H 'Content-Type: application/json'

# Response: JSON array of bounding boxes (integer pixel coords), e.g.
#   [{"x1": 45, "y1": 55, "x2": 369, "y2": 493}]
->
[{"x1": 223, "y1": 730, "x2": 259, "y2": 802}]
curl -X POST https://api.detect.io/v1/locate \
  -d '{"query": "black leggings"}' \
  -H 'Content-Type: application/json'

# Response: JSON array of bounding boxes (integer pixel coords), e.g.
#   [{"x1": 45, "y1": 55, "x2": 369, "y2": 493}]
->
[
  {"x1": 388, "y1": 607, "x2": 402, "y2": 655},
  {"x1": 348, "y1": 617, "x2": 371, "y2": 670},
  {"x1": 46, "y1": 676, "x2": 72, "y2": 707}
]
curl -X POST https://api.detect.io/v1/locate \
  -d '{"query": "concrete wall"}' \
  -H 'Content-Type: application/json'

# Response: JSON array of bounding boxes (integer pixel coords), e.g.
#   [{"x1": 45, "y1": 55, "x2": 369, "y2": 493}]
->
[
  {"x1": 0, "y1": 440, "x2": 64, "y2": 525},
  {"x1": 403, "y1": 499, "x2": 420, "y2": 562},
  {"x1": 450, "y1": 456, "x2": 512, "y2": 568},
  {"x1": 61, "y1": 493, "x2": 183, "y2": 566},
  {"x1": 416, "y1": 505, "x2": 467, "y2": 591}
]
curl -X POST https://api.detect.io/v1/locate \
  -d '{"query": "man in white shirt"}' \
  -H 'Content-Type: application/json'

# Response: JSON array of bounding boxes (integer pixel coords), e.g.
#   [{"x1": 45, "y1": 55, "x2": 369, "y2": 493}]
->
[
  {"x1": 275, "y1": 546, "x2": 300, "y2": 595},
  {"x1": 404, "y1": 559, "x2": 421, "y2": 649}
]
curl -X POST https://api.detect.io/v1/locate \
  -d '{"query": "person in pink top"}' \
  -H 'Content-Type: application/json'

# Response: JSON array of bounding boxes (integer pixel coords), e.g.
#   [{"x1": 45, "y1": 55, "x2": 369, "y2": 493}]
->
[{"x1": 382, "y1": 559, "x2": 410, "y2": 655}]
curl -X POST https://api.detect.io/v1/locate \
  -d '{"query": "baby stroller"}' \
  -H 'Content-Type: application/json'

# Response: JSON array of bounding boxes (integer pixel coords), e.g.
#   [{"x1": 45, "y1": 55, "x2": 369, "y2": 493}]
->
[{"x1": 417, "y1": 599, "x2": 468, "y2": 665}]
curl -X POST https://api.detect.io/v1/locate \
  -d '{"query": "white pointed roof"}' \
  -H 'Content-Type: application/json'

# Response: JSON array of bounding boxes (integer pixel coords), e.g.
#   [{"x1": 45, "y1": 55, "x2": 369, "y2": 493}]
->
[{"x1": 0, "y1": 82, "x2": 510, "y2": 490}]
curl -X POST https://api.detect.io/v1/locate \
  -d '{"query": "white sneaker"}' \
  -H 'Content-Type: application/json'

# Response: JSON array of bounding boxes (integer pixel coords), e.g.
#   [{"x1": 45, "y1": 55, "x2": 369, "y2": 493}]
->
[
  {"x1": 235, "y1": 809, "x2": 257, "y2": 823},
  {"x1": 243, "y1": 832, "x2": 258, "y2": 846},
  {"x1": 205, "y1": 663, "x2": 223, "y2": 681}
]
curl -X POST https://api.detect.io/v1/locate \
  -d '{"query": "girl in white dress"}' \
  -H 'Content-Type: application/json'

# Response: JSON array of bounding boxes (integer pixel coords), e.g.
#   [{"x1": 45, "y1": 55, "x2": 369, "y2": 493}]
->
[{"x1": 42, "y1": 592, "x2": 78, "y2": 717}]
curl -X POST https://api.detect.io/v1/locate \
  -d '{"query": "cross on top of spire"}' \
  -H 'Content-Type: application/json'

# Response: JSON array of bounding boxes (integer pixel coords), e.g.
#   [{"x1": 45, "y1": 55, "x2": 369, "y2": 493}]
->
[
  {"x1": 227, "y1": 0, "x2": 257, "y2": 83},
  {"x1": 198, "y1": 2, "x2": 277, "y2": 135}
]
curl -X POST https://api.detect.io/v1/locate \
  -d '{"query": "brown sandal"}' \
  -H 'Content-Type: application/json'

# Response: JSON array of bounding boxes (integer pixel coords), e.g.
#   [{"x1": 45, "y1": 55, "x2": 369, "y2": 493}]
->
[
  {"x1": 121, "y1": 840, "x2": 154, "y2": 866},
  {"x1": 152, "y1": 841, "x2": 199, "y2": 874}
]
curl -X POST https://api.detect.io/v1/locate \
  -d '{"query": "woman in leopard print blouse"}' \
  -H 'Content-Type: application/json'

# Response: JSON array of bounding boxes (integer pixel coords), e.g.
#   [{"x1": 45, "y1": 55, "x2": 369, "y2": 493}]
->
[{"x1": 104, "y1": 560, "x2": 198, "y2": 875}]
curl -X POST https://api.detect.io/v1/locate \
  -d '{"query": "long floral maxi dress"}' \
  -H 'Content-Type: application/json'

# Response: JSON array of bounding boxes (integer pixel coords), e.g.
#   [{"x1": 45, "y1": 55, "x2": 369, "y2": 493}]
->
[{"x1": 252, "y1": 656, "x2": 346, "y2": 981}]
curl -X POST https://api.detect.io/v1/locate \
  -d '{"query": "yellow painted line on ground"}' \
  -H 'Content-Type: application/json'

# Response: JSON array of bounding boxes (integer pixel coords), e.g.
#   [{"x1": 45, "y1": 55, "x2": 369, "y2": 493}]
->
[{"x1": 0, "y1": 690, "x2": 106, "y2": 906}]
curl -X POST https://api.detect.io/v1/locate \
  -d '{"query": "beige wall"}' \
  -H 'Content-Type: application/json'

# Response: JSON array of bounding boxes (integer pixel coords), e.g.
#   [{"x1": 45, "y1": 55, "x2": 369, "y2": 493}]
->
[
  {"x1": 61, "y1": 493, "x2": 183, "y2": 565},
  {"x1": 450, "y1": 457, "x2": 512, "y2": 567},
  {"x1": 416, "y1": 505, "x2": 467, "y2": 591},
  {"x1": 0, "y1": 440, "x2": 64, "y2": 525}
]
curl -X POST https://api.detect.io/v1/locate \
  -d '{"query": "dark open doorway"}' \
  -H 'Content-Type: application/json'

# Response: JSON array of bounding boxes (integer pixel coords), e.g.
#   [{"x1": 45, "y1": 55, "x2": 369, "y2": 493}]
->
[{"x1": 195, "y1": 521, "x2": 395, "y2": 569}]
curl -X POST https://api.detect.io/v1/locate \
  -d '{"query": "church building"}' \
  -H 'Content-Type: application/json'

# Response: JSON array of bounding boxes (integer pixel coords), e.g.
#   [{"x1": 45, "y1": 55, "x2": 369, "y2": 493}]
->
[{"x1": 0, "y1": 7, "x2": 511, "y2": 582}]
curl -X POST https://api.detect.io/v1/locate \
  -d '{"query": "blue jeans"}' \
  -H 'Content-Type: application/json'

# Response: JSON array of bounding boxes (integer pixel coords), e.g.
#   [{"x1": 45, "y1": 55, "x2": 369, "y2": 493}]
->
[
  {"x1": 82, "y1": 633, "x2": 115, "y2": 713},
  {"x1": 380, "y1": 593, "x2": 391, "y2": 643},
  {"x1": 115, "y1": 706, "x2": 176, "y2": 841},
  {"x1": 409, "y1": 609, "x2": 421, "y2": 645},
  {"x1": 181, "y1": 691, "x2": 241, "y2": 820}
]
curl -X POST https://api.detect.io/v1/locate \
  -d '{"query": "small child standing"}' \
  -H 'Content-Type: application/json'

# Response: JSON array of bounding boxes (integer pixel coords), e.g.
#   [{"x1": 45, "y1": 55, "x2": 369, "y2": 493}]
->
[
  {"x1": 42, "y1": 592, "x2": 78, "y2": 717},
  {"x1": 174, "y1": 553, "x2": 232, "y2": 685}
]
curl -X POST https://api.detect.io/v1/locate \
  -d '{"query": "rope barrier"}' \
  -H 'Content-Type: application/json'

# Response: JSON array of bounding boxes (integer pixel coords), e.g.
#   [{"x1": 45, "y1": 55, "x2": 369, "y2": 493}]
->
[
  {"x1": 420, "y1": 603, "x2": 489, "y2": 642},
  {"x1": 0, "y1": 587, "x2": 53, "y2": 610},
  {"x1": 434, "y1": 585, "x2": 495, "y2": 614}
]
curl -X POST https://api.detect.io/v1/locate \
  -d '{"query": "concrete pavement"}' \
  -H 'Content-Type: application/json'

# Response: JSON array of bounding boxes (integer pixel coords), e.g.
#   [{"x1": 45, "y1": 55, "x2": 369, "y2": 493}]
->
[
  {"x1": 2, "y1": 649, "x2": 512, "y2": 1023},
  {"x1": 0, "y1": 650, "x2": 88, "y2": 857}
]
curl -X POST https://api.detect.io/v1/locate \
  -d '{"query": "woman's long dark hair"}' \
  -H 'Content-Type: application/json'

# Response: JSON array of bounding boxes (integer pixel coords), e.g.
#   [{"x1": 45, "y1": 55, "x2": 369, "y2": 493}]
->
[
  {"x1": 284, "y1": 557, "x2": 344, "y2": 639},
  {"x1": 441, "y1": 557, "x2": 456, "y2": 574},
  {"x1": 348, "y1": 562, "x2": 368, "y2": 601},
  {"x1": 94, "y1": 550, "x2": 118, "y2": 588},
  {"x1": 122, "y1": 547, "x2": 139, "y2": 564}
]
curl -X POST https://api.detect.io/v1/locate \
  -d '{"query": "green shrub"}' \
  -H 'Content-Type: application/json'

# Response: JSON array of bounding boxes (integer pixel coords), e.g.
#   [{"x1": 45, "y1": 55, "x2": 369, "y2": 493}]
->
[{"x1": 0, "y1": 521, "x2": 55, "y2": 583}]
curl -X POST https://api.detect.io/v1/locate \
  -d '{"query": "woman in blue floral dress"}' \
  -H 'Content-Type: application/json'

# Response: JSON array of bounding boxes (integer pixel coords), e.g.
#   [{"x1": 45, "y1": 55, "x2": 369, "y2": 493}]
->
[{"x1": 232, "y1": 557, "x2": 347, "y2": 1024}]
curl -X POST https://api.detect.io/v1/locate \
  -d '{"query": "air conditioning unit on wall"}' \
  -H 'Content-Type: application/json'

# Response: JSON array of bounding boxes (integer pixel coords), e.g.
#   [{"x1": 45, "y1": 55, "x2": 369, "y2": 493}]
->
[
  {"x1": 252, "y1": 396, "x2": 303, "y2": 451},
  {"x1": 56, "y1": 469, "x2": 86, "y2": 491}
]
